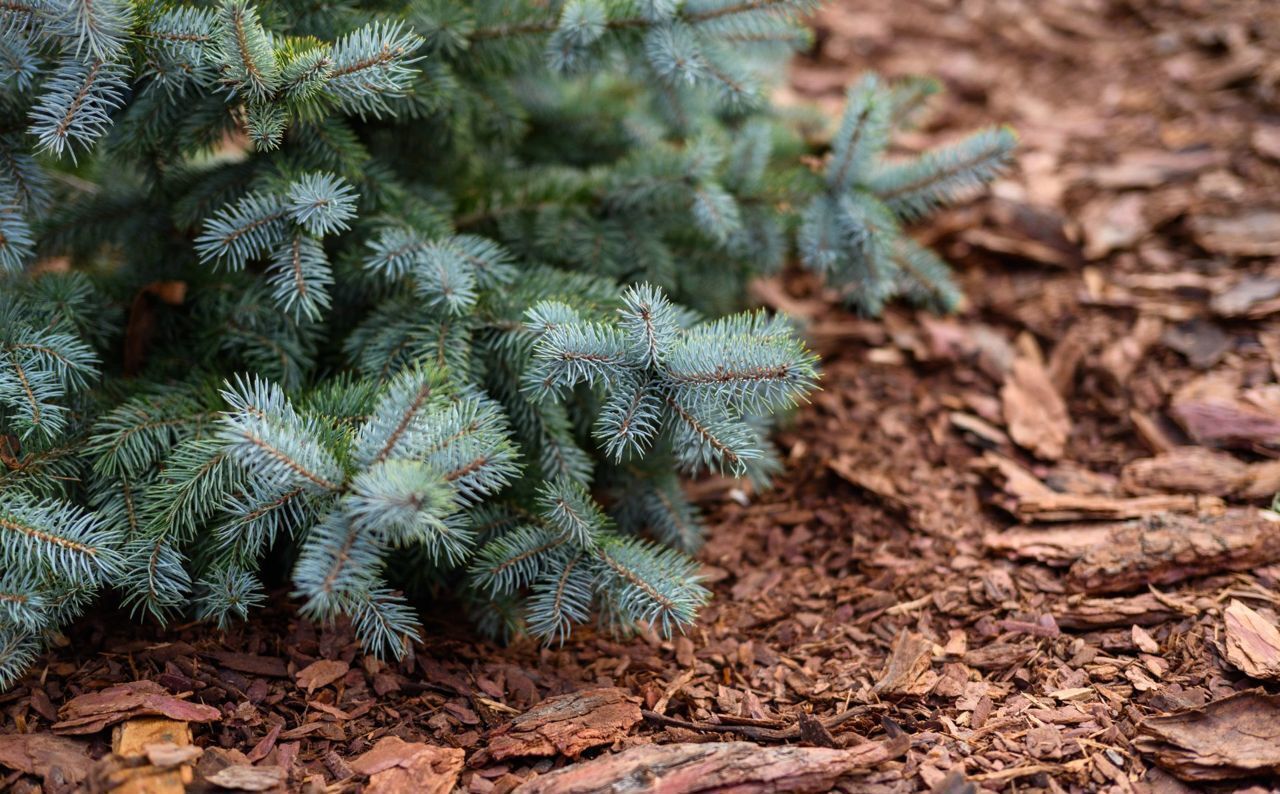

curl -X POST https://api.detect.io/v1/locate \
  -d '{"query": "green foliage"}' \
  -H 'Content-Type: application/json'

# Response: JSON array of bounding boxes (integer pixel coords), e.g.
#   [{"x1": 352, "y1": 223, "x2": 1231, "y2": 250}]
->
[
  {"x1": 0, "y1": 0, "x2": 1009, "y2": 687},
  {"x1": 798, "y1": 74, "x2": 1016, "y2": 314}
]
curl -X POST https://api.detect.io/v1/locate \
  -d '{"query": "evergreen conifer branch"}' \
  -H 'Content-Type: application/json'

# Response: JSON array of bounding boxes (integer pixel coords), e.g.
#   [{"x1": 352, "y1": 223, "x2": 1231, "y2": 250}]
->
[
  {"x1": 0, "y1": 493, "x2": 123, "y2": 584},
  {"x1": 0, "y1": 189, "x2": 37, "y2": 274},
  {"x1": 324, "y1": 21, "x2": 423, "y2": 116},
  {"x1": 871, "y1": 125, "x2": 1018, "y2": 220},
  {"x1": 213, "y1": 0, "x2": 280, "y2": 101},
  {"x1": 525, "y1": 550, "x2": 592, "y2": 644},
  {"x1": 0, "y1": 628, "x2": 40, "y2": 691},
  {"x1": 28, "y1": 57, "x2": 128, "y2": 158},
  {"x1": 51, "y1": 0, "x2": 133, "y2": 61}
]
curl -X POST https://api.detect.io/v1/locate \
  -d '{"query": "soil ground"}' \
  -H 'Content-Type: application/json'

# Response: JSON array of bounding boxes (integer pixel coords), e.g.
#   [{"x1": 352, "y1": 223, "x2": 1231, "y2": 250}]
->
[{"x1": 6, "y1": 1, "x2": 1280, "y2": 791}]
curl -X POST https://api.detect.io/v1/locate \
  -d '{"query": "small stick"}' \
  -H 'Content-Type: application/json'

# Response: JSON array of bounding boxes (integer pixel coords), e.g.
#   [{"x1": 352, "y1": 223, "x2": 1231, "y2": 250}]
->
[{"x1": 642, "y1": 704, "x2": 876, "y2": 742}]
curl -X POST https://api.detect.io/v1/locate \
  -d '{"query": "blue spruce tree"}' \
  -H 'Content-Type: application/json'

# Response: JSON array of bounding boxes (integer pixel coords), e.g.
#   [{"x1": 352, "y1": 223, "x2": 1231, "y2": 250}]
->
[{"x1": 0, "y1": 0, "x2": 1011, "y2": 687}]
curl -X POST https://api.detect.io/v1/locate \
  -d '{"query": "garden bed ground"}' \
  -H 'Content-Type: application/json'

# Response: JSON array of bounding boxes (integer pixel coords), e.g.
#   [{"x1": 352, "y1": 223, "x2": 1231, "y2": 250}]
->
[{"x1": 5, "y1": 0, "x2": 1280, "y2": 791}]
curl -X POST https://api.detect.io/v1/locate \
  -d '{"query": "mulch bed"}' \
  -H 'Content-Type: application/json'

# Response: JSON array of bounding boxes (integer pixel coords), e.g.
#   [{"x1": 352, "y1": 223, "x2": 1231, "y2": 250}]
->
[{"x1": 6, "y1": 0, "x2": 1280, "y2": 791}]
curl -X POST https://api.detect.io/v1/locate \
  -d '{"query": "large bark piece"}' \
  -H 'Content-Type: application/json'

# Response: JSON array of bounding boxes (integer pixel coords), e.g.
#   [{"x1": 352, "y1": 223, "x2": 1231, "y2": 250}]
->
[
  {"x1": 0, "y1": 733, "x2": 92, "y2": 788},
  {"x1": 364, "y1": 746, "x2": 464, "y2": 794},
  {"x1": 874, "y1": 630, "x2": 936, "y2": 697},
  {"x1": 487, "y1": 687, "x2": 642, "y2": 760},
  {"x1": 986, "y1": 509, "x2": 1280, "y2": 595},
  {"x1": 1191, "y1": 211, "x2": 1280, "y2": 257},
  {"x1": 985, "y1": 524, "x2": 1127, "y2": 566},
  {"x1": 1067, "y1": 509, "x2": 1280, "y2": 593},
  {"x1": 1120, "y1": 447, "x2": 1280, "y2": 500},
  {"x1": 350, "y1": 734, "x2": 464, "y2": 794},
  {"x1": 1119, "y1": 447, "x2": 1250, "y2": 496},
  {"x1": 1135, "y1": 692, "x2": 1280, "y2": 781},
  {"x1": 514, "y1": 738, "x2": 908, "y2": 794}
]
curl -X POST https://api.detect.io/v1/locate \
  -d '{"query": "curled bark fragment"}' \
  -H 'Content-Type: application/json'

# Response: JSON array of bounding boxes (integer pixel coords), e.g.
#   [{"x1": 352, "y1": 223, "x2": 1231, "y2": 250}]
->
[{"x1": 54, "y1": 681, "x2": 220, "y2": 735}]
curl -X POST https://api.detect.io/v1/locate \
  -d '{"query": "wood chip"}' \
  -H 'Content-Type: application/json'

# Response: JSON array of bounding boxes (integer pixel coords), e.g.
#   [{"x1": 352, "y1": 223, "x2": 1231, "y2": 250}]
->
[
  {"x1": 1086, "y1": 148, "x2": 1225, "y2": 189},
  {"x1": 1161, "y1": 318, "x2": 1231, "y2": 369},
  {"x1": 988, "y1": 507, "x2": 1280, "y2": 593},
  {"x1": 828, "y1": 456, "x2": 908, "y2": 511},
  {"x1": 1130, "y1": 410, "x2": 1180, "y2": 454},
  {"x1": 1210, "y1": 275, "x2": 1280, "y2": 317},
  {"x1": 1254, "y1": 125, "x2": 1280, "y2": 161},
  {"x1": 348, "y1": 737, "x2": 468, "y2": 794},
  {"x1": 1132, "y1": 625, "x2": 1160, "y2": 654},
  {"x1": 105, "y1": 718, "x2": 196, "y2": 794},
  {"x1": 973, "y1": 452, "x2": 1055, "y2": 501},
  {"x1": 874, "y1": 630, "x2": 936, "y2": 697},
  {"x1": 1191, "y1": 210, "x2": 1280, "y2": 256},
  {"x1": 1119, "y1": 447, "x2": 1250, "y2": 496},
  {"x1": 207, "y1": 651, "x2": 290, "y2": 678},
  {"x1": 1097, "y1": 315, "x2": 1164, "y2": 385},
  {"x1": 1014, "y1": 492, "x2": 1222, "y2": 523},
  {"x1": 365, "y1": 746, "x2": 464, "y2": 794},
  {"x1": 1053, "y1": 594, "x2": 1183, "y2": 629},
  {"x1": 1236, "y1": 459, "x2": 1280, "y2": 501},
  {"x1": 204, "y1": 764, "x2": 287, "y2": 791},
  {"x1": 145, "y1": 742, "x2": 203, "y2": 768},
  {"x1": 1080, "y1": 193, "x2": 1148, "y2": 259},
  {"x1": 985, "y1": 524, "x2": 1113, "y2": 566}
]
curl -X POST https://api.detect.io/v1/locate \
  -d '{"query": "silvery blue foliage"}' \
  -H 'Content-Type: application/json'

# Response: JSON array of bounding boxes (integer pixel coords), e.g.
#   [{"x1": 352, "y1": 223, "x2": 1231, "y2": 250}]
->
[{"x1": 0, "y1": 0, "x2": 1008, "y2": 688}]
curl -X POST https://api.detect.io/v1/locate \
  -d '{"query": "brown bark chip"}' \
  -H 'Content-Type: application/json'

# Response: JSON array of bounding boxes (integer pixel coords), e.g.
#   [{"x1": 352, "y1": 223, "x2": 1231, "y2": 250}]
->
[
  {"x1": 873, "y1": 630, "x2": 936, "y2": 697},
  {"x1": 363, "y1": 744, "x2": 464, "y2": 794},
  {"x1": 1119, "y1": 446, "x2": 1251, "y2": 496},
  {"x1": 1053, "y1": 593, "x2": 1182, "y2": 629},
  {"x1": 294, "y1": 659, "x2": 349, "y2": 694},
  {"x1": 1170, "y1": 374, "x2": 1280, "y2": 449},
  {"x1": 1223, "y1": 600, "x2": 1280, "y2": 680},
  {"x1": 1191, "y1": 211, "x2": 1280, "y2": 257},
  {"x1": 204, "y1": 764, "x2": 287, "y2": 791},
  {"x1": 101, "y1": 718, "x2": 197, "y2": 794},
  {"x1": 1001, "y1": 356, "x2": 1071, "y2": 460}
]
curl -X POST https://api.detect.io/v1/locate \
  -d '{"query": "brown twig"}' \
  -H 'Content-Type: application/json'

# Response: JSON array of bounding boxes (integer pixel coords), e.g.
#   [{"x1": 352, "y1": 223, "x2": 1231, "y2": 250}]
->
[{"x1": 642, "y1": 704, "x2": 877, "y2": 742}]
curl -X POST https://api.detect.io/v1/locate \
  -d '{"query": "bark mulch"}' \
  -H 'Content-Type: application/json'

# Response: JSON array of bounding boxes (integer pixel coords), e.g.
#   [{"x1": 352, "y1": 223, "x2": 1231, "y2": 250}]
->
[{"x1": 6, "y1": 0, "x2": 1280, "y2": 791}]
